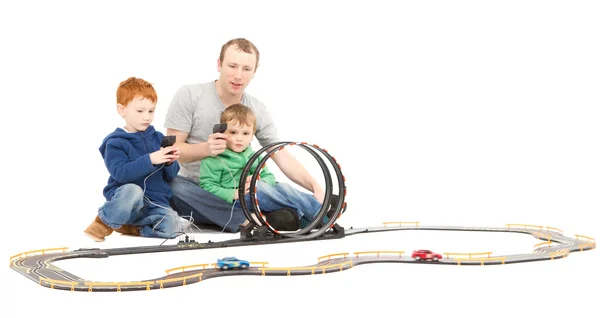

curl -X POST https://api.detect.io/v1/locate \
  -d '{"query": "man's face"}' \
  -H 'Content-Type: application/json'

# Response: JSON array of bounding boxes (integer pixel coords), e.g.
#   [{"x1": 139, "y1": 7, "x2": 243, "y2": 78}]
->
[
  {"x1": 117, "y1": 96, "x2": 155, "y2": 132},
  {"x1": 225, "y1": 120, "x2": 254, "y2": 153},
  {"x1": 217, "y1": 45, "x2": 257, "y2": 97}
]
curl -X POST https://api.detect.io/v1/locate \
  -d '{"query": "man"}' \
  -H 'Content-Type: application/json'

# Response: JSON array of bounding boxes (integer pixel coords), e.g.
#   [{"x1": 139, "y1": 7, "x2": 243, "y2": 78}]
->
[{"x1": 164, "y1": 38, "x2": 324, "y2": 233}]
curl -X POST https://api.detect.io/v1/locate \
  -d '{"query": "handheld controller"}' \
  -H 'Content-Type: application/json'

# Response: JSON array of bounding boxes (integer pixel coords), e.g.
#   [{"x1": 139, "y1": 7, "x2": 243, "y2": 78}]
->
[
  {"x1": 161, "y1": 135, "x2": 176, "y2": 154},
  {"x1": 213, "y1": 123, "x2": 227, "y2": 134},
  {"x1": 213, "y1": 123, "x2": 227, "y2": 139}
]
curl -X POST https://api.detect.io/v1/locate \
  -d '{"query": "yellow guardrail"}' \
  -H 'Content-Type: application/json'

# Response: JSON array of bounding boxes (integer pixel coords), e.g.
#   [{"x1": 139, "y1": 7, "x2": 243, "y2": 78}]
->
[
  {"x1": 166, "y1": 263, "x2": 211, "y2": 274},
  {"x1": 85, "y1": 280, "x2": 156, "y2": 292},
  {"x1": 443, "y1": 252, "x2": 492, "y2": 259},
  {"x1": 549, "y1": 249, "x2": 569, "y2": 260},
  {"x1": 9, "y1": 247, "x2": 69, "y2": 267},
  {"x1": 454, "y1": 257, "x2": 506, "y2": 265},
  {"x1": 260, "y1": 266, "x2": 318, "y2": 276},
  {"x1": 40, "y1": 277, "x2": 78, "y2": 291},
  {"x1": 353, "y1": 251, "x2": 404, "y2": 258},
  {"x1": 259, "y1": 260, "x2": 353, "y2": 276},
  {"x1": 578, "y1": 242, "x2": 596, "y2": 251},
  {"x1": 531, "y1": 231, "x2": 557, "y2": 249},
  {"x1": 506, "y1": 224, "x2": 544, "y2": 230},
  {"x1": 546, "y1": 226, "x2": 563, "y2": 233},
  {"x1": 252, "y1": 262, "x2": 268, "y2": 266},
  {"x1": 168, "y1": 261, "x2": 268, "y2": 273},
  {"x1": 532, "y1": 232, "x2": 552, "y2": 241},
  {"x1": 534, "y1": 241, "x2": 553, "y2": 248},
  {"x1": 575, "y1": 234, "x2": 596, "y2": 251},
  {"x1": 507, "y1": 224, "x2": 563, "y2": 233},
  {"x1": 318, "y1": 252, "x2": 349, "y2": 262},
  {"x1": 575, "y1": 234, "x2": 595, "y2": 242},
  {"x1": 83, "y1": 273, "x2": 205, "y2": 291},
  {"x1": 383, "y1": 221, "x2": 420, "y2": 228},
  {"x1": 156, "y1": 273, "x2": 203, "y2": 289},
  {"x1": 318, "y1": 260, "x2": 353, "y2": 273}
]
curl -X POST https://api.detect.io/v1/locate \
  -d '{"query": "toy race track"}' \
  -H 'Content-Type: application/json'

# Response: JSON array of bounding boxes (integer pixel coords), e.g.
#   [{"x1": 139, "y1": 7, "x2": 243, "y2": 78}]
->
[
  {"x1": 9, "y1": 222, "x2": 596, "y2": 292},
  {"x1": 8, "y1": 142, "x2": 597, "y2": 291}
]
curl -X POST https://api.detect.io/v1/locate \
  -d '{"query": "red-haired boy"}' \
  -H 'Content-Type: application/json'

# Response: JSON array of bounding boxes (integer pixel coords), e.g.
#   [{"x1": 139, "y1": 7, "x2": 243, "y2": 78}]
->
[{"x1": 84, "y1": 77, "x2": 182, "y2": 241}]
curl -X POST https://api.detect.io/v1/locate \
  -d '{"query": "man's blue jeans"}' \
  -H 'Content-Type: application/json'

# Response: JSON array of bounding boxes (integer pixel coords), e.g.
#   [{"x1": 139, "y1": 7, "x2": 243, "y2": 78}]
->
[
  {"x1": 238, "y1": 181, "x2": 321, "y2": 221},
  {"x1": 169, "y1": 175, "x2": 321, "y2": 232},
  {"x1": 98, "y1": 184, "x2": 182, "y2": 238},
  {"x1": 169, "y1": 176, "x2": 247, "y2": 232}
]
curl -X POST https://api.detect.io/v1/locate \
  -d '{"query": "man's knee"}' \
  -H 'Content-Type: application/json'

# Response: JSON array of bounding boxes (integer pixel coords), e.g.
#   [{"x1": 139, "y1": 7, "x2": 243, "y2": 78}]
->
[
  {"x1": 255, "y1": 180, "x2": 279, "y2": 196},
  {"x1": 169, "y1": 176, "x2": 187, "y2": 196},
  {"x1": 273, "y1": 182, "x2": 295, "y2": 194},
  {"x1": 168, "y1": 176, "x2": 198, "y2": 213},
  {"x1": 170, "y1": 176, "x2": 211, "y2": 199}
]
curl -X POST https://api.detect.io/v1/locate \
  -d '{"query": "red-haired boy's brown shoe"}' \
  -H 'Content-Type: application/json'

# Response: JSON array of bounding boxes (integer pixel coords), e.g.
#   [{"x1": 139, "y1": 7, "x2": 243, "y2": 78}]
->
[
  {"x1": 115, "y1": 224, "x2": 141, "y2": 236},
  {"x1": 84, "y1": 216, "x2": 114, "y2": 242}
]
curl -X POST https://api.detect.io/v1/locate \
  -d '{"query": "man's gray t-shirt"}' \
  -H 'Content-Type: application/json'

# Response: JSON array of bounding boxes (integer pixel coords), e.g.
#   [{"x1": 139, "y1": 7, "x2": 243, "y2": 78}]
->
[{"x1": 164, "y1": 80, "x2": 279, "y2": 184}]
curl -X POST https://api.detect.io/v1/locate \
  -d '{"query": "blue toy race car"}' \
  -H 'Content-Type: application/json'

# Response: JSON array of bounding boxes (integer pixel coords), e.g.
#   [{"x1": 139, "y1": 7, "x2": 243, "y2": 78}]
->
[{"x1": 217, "y1": 257, "x2": 250, "y2": 270}]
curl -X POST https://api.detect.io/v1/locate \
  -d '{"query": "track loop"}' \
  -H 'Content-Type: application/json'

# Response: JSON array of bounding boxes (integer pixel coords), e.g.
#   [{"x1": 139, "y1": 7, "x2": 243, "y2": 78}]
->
[{"x1": 238, "y1": 141, "x2": 346, "y2": 238}]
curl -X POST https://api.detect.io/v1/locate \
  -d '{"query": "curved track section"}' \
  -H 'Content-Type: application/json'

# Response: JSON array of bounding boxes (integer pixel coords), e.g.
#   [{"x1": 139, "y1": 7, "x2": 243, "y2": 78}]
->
[{"x1": 9, "y1": 224, "x2": 596, "y2": 292}]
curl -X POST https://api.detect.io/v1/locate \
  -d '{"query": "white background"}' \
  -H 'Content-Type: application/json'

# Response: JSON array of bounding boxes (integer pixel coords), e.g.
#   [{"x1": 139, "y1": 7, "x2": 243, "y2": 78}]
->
[{"x1": 2, "y1": 0, "x2": 599, "y2": 316}]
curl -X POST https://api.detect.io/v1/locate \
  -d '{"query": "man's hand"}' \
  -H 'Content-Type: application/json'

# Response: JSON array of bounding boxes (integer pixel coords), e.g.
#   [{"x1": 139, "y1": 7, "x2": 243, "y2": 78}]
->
[
  {"x1": 313, "y1": 185, "x2": 325, "y2": 204},
  {"x1": 271, "y1": 148, "x2": 325, "y2": 203},
  {"x1": 150, "y1": 146, "x2": 180, "y2": 165},
  {"x1": 207, "y1": 132, "x2": 228, "y2": 157}
]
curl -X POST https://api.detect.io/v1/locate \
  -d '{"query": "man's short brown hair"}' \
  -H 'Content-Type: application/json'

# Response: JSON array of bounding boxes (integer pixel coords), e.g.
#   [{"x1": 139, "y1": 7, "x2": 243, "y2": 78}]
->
[{"x1": 219, "y1": 38, "x2": 260, "y2": 70}]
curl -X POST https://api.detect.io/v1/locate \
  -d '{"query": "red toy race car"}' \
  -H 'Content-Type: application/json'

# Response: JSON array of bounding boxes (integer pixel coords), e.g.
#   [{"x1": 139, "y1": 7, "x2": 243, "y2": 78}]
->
[{"x1": 411, "y1": 249, "x2": 442, "y2": 261}]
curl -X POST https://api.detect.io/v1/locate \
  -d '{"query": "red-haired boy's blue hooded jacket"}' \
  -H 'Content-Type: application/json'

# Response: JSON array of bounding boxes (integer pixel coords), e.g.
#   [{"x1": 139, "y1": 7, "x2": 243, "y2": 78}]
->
[{"x1": 99, "y1": 125, "x2": 179, "y2": 206}]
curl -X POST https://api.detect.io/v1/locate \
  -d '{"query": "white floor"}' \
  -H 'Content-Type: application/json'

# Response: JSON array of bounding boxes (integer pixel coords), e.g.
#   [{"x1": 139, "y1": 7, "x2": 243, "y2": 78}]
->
[{"x1": 3, "y1": 1, "x2": 600, "y2": 316}]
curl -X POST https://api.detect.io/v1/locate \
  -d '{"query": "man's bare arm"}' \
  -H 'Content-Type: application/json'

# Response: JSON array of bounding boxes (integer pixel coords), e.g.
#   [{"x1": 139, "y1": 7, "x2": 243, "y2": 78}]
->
[
  {"x1": 167, "y1": 128, "x2": 228, "y2": 163},
  {"x1": 271, "y1": 148, "x2": 325, "y2": 204}
]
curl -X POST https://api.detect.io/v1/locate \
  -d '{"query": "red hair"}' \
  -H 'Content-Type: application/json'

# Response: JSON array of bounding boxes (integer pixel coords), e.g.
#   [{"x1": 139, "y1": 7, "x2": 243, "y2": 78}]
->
[{"x1": 116, "y1": 77, "x2": 157, "y2": 106}]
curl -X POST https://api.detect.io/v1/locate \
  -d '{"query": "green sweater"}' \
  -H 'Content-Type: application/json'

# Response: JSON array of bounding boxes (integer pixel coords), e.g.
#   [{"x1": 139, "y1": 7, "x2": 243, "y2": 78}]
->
[{"x1": 199, "y1": 146, "x2": 277, "y2": 203}]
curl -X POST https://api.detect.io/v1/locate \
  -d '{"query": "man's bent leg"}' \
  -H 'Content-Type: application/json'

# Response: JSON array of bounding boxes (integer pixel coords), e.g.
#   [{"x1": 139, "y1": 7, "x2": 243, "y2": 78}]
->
[
  {"x1": 271, "y1": 182, "x2": 324, "y2": 229},
  {"x1": 169, "y1": 175, "x2": 246, "y2": 232},
  {"x1": 250, "y1": 181, "x2": 303, "y2": 231},
  {"x1": 260, "y1": 182, "x2": 322, "y2": 220}
]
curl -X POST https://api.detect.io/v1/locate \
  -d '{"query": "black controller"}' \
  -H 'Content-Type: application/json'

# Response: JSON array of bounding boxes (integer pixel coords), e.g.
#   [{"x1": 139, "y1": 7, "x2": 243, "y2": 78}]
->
[
  {"x1": 213, "y1": 123, "x2": 228, "y2": 134},
  {"x1": 161, "y1": 135, "x2": 176, "y2": 148},
  {"x1": 161, "y1": 135, "x2": 176, "y2": 154},
  {"x1": 213, "y1": 123, "x2": 227, "y2": 140},
  {"x1": 161, "y1": 135, "x2": 176, "y2": 166}
]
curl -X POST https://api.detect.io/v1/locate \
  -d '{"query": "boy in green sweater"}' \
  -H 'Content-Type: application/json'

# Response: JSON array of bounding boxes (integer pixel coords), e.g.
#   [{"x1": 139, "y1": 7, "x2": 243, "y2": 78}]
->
[{"x1": 199, "y1": 103, "x2": 321, "y2": 229}]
